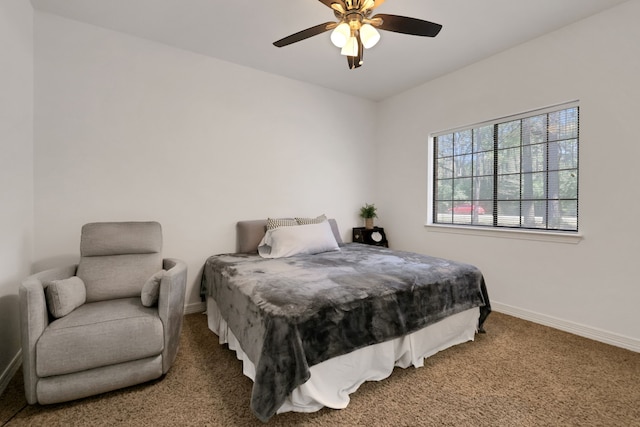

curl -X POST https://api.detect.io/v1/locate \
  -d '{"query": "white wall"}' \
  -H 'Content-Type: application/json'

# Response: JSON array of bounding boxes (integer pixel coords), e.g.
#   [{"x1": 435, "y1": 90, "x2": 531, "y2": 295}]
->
[
  {"x1": 33, "y1": 12, "x2": 377, "y2": 310},
  {"x1": 0, "y1": 0, "x2": 34, "y2": 390},
  {"x1": 376, "y1": 0, "x2": 640, "y2": 349}
]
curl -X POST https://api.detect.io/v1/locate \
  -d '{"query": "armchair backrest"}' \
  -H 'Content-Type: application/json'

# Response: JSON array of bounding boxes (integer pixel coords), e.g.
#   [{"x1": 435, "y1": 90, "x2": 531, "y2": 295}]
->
[{"x1": 77, "y1": 221, "x2": 163, "y2": 302}]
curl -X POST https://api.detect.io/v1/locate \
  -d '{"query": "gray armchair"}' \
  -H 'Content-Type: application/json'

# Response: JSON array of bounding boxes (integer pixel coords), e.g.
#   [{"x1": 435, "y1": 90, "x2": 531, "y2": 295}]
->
[{"x1": 19, "y1": 221, "x2": 187, "y2": 404}]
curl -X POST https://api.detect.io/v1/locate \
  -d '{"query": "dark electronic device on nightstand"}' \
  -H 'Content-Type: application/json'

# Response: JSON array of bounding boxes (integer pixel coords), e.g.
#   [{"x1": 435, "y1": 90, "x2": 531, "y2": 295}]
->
[{"x1": 352, "y1": 227, "x2": 388, "y2": 247}]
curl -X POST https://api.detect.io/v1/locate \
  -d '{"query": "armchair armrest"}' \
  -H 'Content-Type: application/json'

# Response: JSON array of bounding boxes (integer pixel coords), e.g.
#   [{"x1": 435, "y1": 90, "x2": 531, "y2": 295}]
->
[
  {"x1": 158, "y1": 258, "x2": 188, "y2": 373},
  {"x1": 19, "y1": 264, "x2": 77, "y2": 404}
]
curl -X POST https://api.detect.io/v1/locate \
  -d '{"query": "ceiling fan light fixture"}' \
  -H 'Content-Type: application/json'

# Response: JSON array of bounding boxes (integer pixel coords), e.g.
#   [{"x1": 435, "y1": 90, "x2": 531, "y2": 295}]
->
[
  {"x1": 272, "y1": 2, "x2": 442, "y2": 70},
  {"x1": 362, "y1": 0, "x2": 376, "y2": 11},
  {"x1": 330, "y1": 2, "x2": 345, "y2": 14},
  {"x1": 330, "y1": 22, "x2": 351, "y2": 47},
  {"x1": 359, "y1": 23, "x2": 380, "y2": 49},
  {"x1": 340, "y1": 36, "x2": 359, "y2": 56}
]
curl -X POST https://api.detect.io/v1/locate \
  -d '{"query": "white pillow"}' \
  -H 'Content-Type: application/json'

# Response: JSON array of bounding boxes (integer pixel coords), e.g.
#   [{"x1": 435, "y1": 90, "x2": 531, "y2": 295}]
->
[{"x1": 258, "y1": 221, "x2": 340, "y2": 258}]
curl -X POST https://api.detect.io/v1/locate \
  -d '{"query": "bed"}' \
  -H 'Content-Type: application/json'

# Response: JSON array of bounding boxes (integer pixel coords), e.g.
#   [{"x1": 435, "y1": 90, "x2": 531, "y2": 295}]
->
[{"x1": 200, "y1": 218, "x2": 490, "y2": 422}]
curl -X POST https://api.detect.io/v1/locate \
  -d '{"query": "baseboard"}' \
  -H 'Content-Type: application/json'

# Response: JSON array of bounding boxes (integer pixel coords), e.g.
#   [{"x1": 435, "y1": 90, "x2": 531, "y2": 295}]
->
[
  {"x1": 492, "y1": 302, "x2": 640, "y2": 353},
  {"x1": 0, "y1": 350, "x2": 22, "y2": 397},
  {"x1": 184, "y1": 301, "x2": 206, "y2": 315}
]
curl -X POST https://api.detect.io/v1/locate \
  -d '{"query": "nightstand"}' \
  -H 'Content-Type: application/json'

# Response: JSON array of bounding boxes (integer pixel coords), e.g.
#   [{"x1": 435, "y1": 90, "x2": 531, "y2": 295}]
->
[{"x1": 352, "y1": 227, "x2": 388, "y2": 247}]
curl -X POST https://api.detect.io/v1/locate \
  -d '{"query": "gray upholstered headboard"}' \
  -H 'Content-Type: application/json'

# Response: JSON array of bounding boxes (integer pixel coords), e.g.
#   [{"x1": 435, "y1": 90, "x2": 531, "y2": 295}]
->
[{"x1": 236, "y1": 219, "x2": 343, "y2": 253}]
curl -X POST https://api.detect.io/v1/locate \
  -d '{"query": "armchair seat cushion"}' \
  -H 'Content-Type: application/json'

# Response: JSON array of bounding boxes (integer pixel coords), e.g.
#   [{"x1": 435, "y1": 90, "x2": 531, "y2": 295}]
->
[{"x1": 36, "y1": 297, "x2": 163, "y2": 377}]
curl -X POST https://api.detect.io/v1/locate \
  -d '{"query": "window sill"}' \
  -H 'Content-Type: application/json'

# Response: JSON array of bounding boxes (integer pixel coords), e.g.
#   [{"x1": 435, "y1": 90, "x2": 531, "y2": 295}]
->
[{"x1": 424, "y1": 223, "x2": 583, "y2": 244}]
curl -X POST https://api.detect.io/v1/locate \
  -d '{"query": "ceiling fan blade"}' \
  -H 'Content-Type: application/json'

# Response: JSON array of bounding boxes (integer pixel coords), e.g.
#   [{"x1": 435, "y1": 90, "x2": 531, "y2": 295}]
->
[
  {"x1": 273, "y1": 22, "x2": 336, "y2": 47},
  {"x1": 318, "y1": 0, "x2": 344, "y2": 10},
  {"x1": 373, "y1": 14, "x2": 442, "y2": 37}
]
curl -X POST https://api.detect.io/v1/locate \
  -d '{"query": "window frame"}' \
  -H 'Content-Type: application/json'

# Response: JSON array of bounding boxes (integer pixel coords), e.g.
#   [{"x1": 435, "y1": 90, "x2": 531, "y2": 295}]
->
[{"x1": 426, "y1": 101, "x2": 582, "y2": 243}]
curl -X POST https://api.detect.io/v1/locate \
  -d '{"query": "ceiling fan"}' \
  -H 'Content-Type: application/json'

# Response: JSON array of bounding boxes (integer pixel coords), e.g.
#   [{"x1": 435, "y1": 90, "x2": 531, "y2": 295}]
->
[{"x1": 273, "y1": 0, "x2": 442, "y2": 69}]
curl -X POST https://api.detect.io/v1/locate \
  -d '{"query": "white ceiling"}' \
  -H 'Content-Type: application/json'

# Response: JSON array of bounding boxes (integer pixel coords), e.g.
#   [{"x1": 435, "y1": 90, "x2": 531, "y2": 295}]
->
[{"x1": 30, "y1": 0, "x2": 628, "y2": 101}]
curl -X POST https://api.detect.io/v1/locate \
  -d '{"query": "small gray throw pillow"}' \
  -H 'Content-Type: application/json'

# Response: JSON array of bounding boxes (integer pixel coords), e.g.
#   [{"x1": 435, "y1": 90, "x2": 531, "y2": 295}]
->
[
  {"x1": 45, "y1": 276, "x2": 87, "y2": 318},
  {"x1": 141, "y1": 270, "x2": 165, "y2": 307}
]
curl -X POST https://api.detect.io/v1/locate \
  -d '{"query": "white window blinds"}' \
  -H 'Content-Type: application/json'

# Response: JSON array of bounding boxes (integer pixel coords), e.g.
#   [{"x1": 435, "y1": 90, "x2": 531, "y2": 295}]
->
[{"x1": 432, "y1": 102, "x2": 579, "y2": 232}]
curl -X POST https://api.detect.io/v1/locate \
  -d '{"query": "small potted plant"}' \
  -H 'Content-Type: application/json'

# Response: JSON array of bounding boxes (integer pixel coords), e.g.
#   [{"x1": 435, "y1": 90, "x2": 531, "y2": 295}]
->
[{"x1": 359, "y1": 203, "x2": 378, "y2": 230}]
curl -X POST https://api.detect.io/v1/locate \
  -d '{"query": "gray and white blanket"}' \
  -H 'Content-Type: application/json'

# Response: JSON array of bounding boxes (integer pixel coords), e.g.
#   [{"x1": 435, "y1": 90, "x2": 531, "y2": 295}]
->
[{"x1": 200, "y1": 243, "x2": 490, "y2": 422}]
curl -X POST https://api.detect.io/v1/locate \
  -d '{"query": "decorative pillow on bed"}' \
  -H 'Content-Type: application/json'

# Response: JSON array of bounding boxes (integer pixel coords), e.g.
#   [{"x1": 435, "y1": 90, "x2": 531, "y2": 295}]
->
[
  {"x1": 295, "y1": 214, "x2": 327, "y2": 225},
  {"x1": 45, "y1": 276, "x2": 87, "y2": 318},
  {"x1": 266, "y1": 218, "x2": 298, "y2": 230},
  {"x1": 258, "y1": 220, "x2": 340, "y2": 258}
]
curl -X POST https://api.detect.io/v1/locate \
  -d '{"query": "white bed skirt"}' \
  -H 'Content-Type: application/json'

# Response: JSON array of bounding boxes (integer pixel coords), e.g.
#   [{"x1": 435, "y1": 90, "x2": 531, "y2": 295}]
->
[{"x1": 206, "y1": 297, "x2": 479, "y2": 414}]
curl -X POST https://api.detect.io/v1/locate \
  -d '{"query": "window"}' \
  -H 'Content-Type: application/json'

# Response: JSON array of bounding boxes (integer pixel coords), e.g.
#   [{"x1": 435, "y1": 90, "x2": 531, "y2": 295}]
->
[{"x1": 432, "y1": 102, "x2": 579, "y2": 232}]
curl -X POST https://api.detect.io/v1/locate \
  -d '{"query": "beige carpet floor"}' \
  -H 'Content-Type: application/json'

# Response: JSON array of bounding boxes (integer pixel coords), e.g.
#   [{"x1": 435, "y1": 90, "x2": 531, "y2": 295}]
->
[{"x1": 2, "y1": 311, "x2": 639, "y2": 426}]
